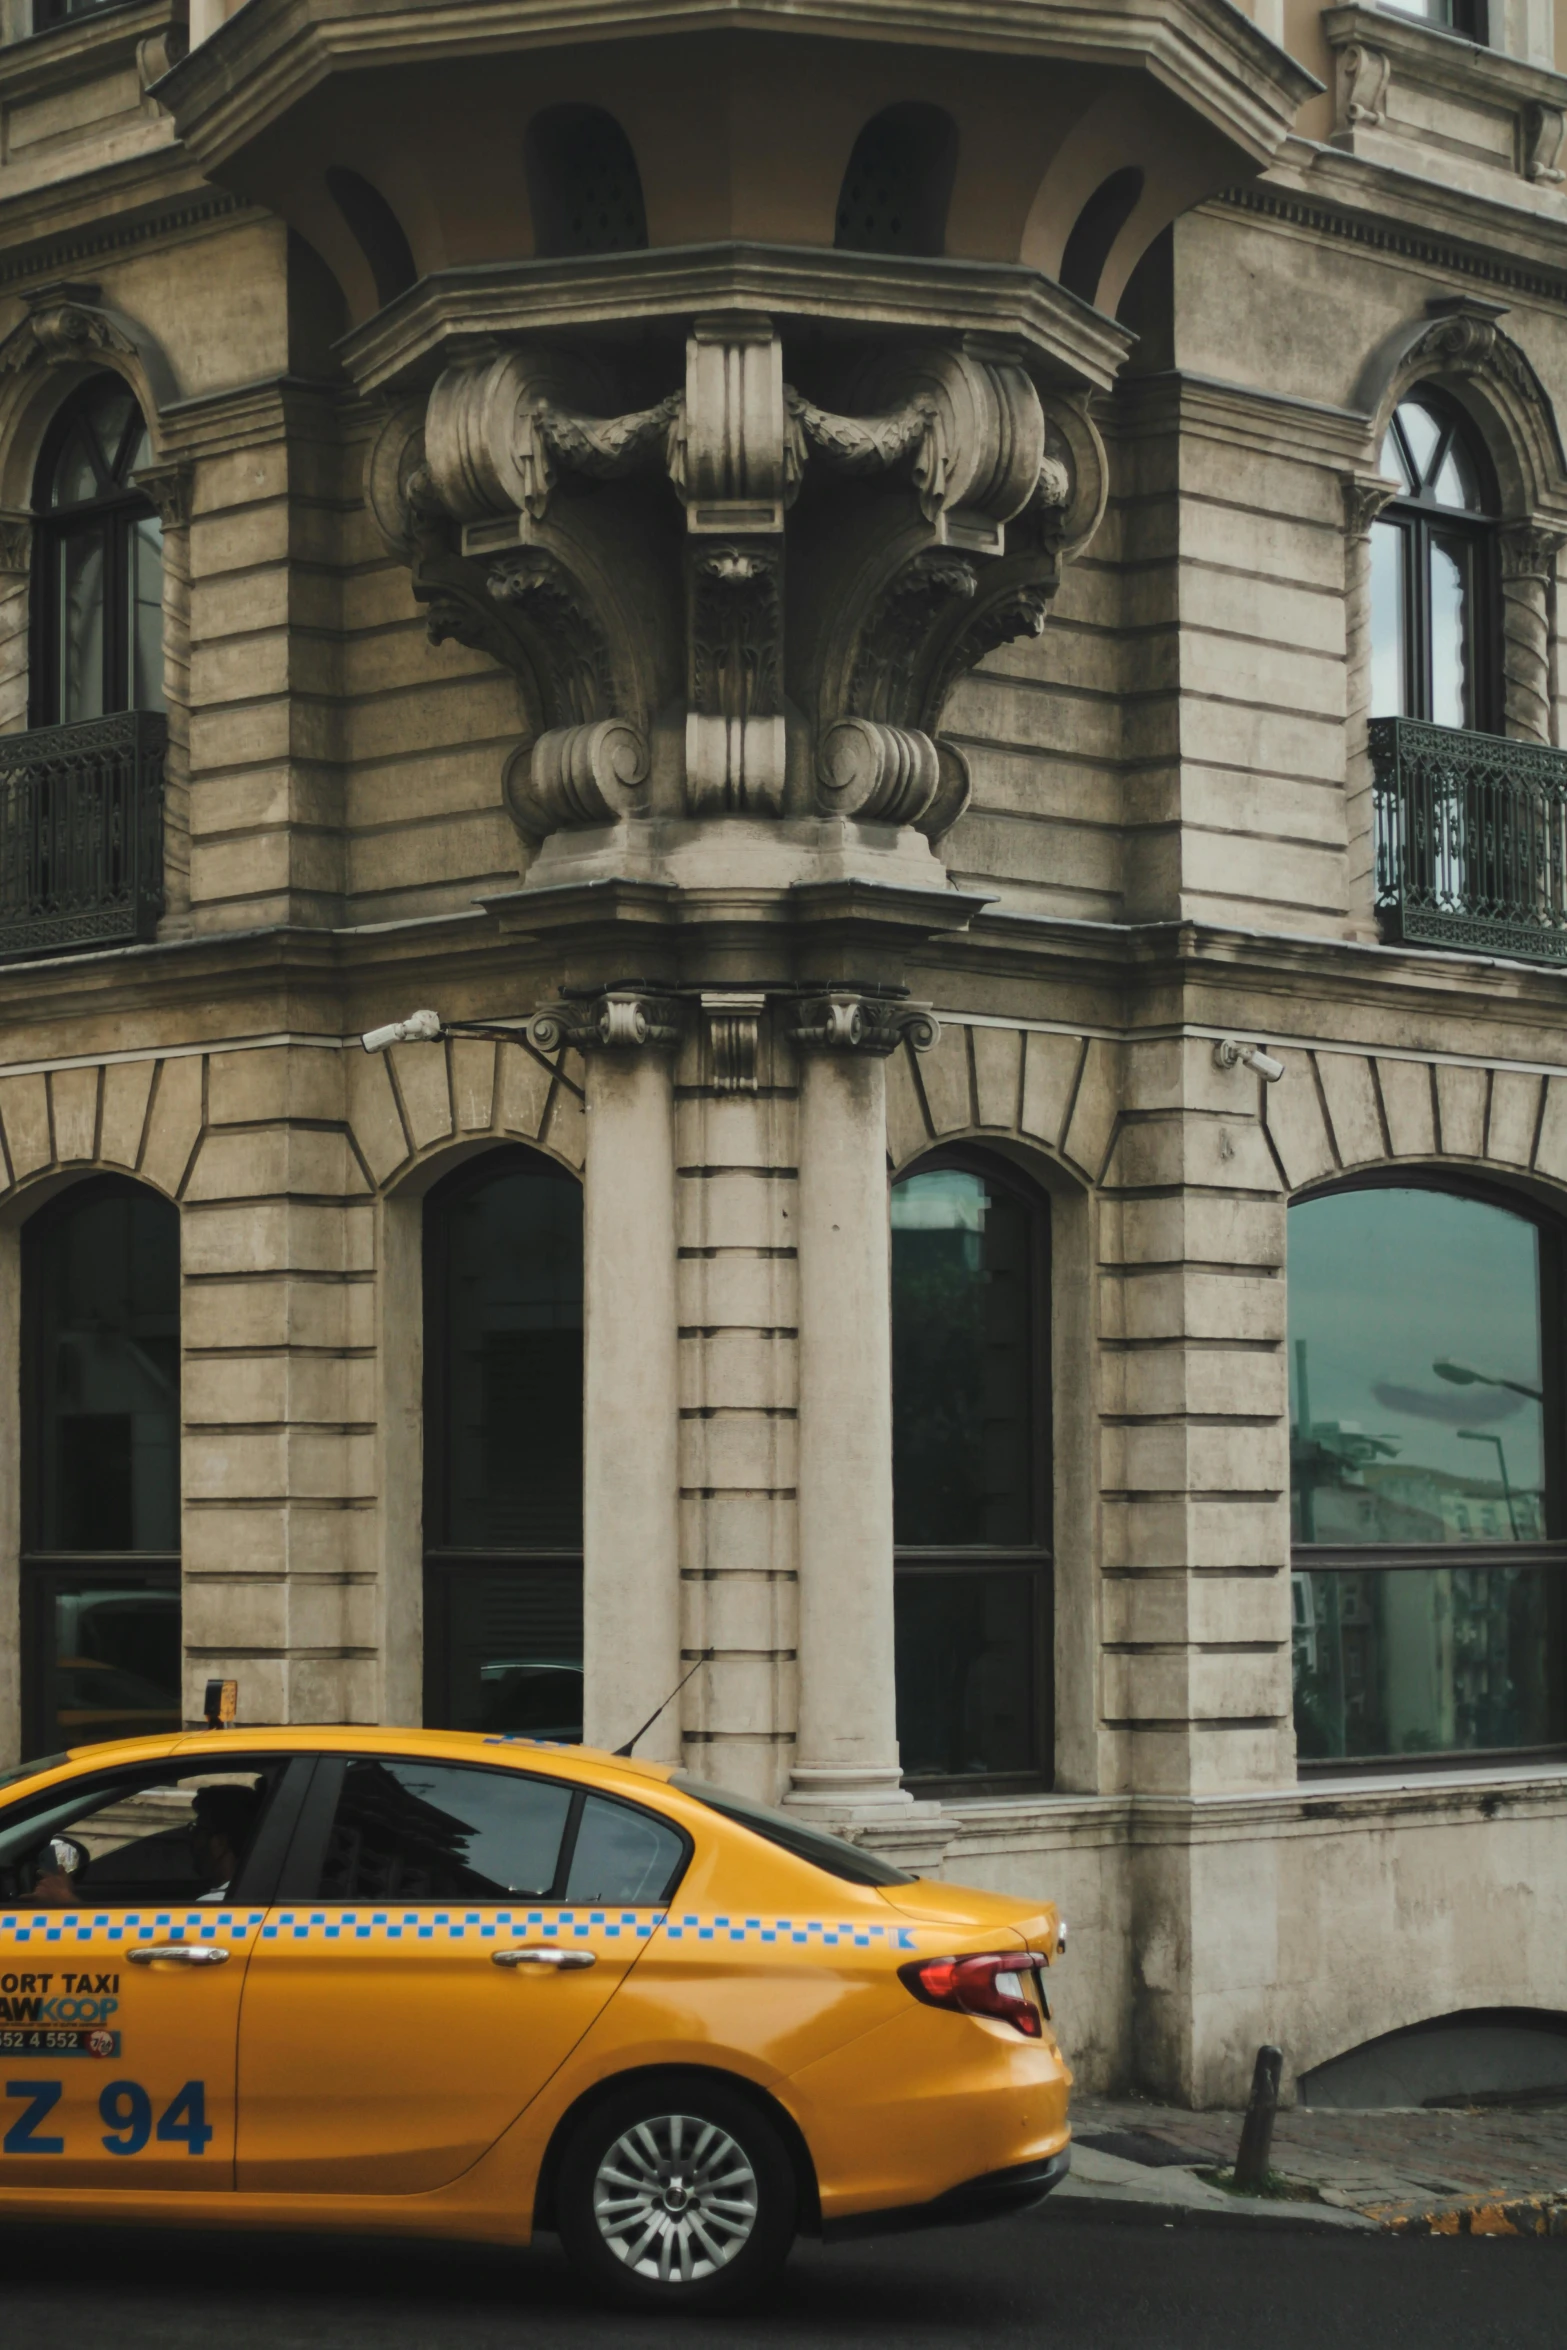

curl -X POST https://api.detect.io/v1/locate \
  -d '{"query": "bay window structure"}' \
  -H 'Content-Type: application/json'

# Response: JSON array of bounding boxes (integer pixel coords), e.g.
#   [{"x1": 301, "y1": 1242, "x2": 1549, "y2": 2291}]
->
[
  {"x1": 20, "y1": 1178, "x2": 181, "y2": 1756},
  {"x1": 890, "y1": 1154, "x2": 1051, "y2": 1791},
  {"x1": 422, "y1": 1150, "x2": 585, "y2": 1739},
  {"x1": 1289, "y1": 1181, "x2": 1567, "y2": 1767}
]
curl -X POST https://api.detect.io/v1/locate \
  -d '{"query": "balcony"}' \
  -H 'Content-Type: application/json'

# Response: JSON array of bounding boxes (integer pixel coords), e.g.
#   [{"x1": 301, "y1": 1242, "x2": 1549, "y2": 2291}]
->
[
  {"x1": 1372, "y1": 716, "x2": 1567, "y2": 966},
  {"x1": 0, "y1": 711, "x2": 165, "y2": 961}
]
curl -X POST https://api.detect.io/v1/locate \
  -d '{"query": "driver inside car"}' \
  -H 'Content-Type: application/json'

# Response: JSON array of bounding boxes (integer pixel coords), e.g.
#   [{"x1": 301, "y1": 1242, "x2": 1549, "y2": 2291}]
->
[{"x1": 28, "y1": 1781, "x2": 263, "y2": 1906}]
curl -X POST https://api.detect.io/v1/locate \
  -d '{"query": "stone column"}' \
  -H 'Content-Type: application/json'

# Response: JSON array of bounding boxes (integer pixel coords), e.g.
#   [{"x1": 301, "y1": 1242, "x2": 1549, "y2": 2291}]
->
[
  {"x1": 786, "y1": 992, "x2": 936, "y2": 1816},
  {"x1": 1341, "y1": 473, "x2": 1398, "y2": 937},
  {"x1": 1499, "y1": 522, "x2": 1562, "y2": 745},
  {"x1": 135, "y1": 462, "x2": 194, "y2": 937},
  {"x1": 531, "y1": 991, "x2": 684, "y2": 1760},
  {"x1": 0, "y1": 513, "x2": 30, "y2": 736}
]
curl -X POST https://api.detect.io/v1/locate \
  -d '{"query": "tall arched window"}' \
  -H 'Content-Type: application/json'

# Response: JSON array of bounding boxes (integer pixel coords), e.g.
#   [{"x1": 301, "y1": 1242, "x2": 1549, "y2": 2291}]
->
[
  {"x1": 525, "y1": 106, "x2": 648, "y2": 258},
  {"x1": 834, "y1": 104, "x2": 957, "y2": 258},
  {"x1": 890, "y1": 1152, "x2": 1051, "y2": 1790},
  {"x1": 21, "y1": 1177, "x2": 181, "y2": 1755},
  {"x1": 1370, "y1": 390, "x2": 1497, "y2": 733},
  {"x1": 30, "y1": 373, "x2": 164, "y2": 728},
  {"x1": 1289, "y1": 1180, "x2": 1567, "y2": 1767},
  {"x1": 422, "y1": 1149, "x2": 584, "y2": 1736}
]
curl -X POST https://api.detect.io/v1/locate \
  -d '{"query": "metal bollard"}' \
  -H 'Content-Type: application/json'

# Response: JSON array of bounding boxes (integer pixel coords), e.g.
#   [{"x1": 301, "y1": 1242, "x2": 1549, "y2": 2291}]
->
[{"x1": 1233, "y1": 2044, "x2": 1283, "y2": 2193}]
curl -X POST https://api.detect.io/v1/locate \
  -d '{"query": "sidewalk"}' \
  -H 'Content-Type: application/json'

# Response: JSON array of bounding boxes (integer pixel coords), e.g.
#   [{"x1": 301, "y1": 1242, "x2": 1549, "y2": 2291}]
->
[{"x1": 1051, "y1": 2094, "x2": 1567, "y2": 2237}]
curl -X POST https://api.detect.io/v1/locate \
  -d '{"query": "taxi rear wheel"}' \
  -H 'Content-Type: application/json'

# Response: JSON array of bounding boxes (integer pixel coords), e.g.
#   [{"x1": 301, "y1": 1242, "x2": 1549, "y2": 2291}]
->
[{"x1": 556, "y1": 2075, "x2": 797, "y2": 2311}]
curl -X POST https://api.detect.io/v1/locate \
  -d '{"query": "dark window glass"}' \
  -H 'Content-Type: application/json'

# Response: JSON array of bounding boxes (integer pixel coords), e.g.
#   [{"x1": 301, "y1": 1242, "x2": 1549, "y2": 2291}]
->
[
  {"x1": 319, "y1": 1759, "x2": 574, "y2": 1901},
  {"x1": 564, "y1": 1794, "x2": 686, "y2": 1904},
  {"x1": 1289, "y1": 1183, "x2": 1567, "y2": 1766},
  {"x1": 0, "y1": 1763, "x2": 283, "y2": 1908},
  {"x1": 890, "y1": 1156, "x2": 1051, "y2": 1789},
  {"x1": 31, "y1": 373, "x2": 164, "y2": 727},
  {"x1": 424, "y1": 1151, "x2": 585, "y2": 1740},
  {"x1": 1290, "y1": 1189, "x2": 1545, "y2": 1547},
  {"x1": 526, "y1": 106, "x2": 648, "y2": 258},
  {"x1": 22, "y1": 1178, "x2": 181, "y2": 1757},
  {"x1": 1369, "y1": 391, "x2": 1494, "y2": 733},
  {"x1": 671, "y1": 1775, "x2": 913, "y2": 1887},
  {"x1": 834, "y1": 104, "x2": 957, "y2": 257}
]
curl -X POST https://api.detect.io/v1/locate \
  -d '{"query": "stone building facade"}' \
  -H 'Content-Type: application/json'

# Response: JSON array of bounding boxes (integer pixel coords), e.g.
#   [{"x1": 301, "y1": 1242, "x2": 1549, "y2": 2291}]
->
[{"x1": 1, "y1": 0, "x2": 1566, "y2": 2107}]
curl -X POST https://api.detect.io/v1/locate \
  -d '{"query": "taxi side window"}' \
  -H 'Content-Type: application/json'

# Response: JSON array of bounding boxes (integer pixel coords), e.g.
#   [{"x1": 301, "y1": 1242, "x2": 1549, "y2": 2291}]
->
[
  {"x1": 304, "y1": 1760, "x2": 689, "y2": 1905},
  {"x1": 566, "y1": 1795, "x2": 684, "y2": 1905},
  {"x1": 319, "y1": 1760, "x2": 573, "y2": 1901},
  {"x1": 0, "y1": 1761, "x2": 292, "y2": 1907}
]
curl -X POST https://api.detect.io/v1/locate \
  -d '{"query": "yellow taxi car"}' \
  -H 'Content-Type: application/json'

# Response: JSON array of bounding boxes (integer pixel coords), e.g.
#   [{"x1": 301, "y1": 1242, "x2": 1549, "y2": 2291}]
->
[{"x1": 0, "y1": 1726, "x2": 1070, "y2": 2309}]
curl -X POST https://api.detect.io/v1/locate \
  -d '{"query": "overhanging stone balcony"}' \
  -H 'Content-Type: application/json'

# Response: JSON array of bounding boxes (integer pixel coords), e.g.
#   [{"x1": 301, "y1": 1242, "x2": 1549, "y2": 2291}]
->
[
  {"x1": 0, "y1": 709, "x2": 165, "y2": 960},
  {"x1": 1372, "y1": 714, "x2": 1567, "y2": 965}
]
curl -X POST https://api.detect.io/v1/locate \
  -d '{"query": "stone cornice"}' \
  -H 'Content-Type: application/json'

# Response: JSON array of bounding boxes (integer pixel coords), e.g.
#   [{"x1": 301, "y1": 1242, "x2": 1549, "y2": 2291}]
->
[
  {"x1": 1108, "y1": 367, "x2": 1368, "y2": 465},
  {"x1": 155, "y1": 0, "x2": 1318, "y2": 175},
  {"x1": 340, "y1": 245, "x2": 1134, "y2": 400},
  {"x1": 1322, "y1": 2, "x2": 1567, "y2": 120},
  {"x1": 0, "y1": 0, "x2": 180, "y2": 102},
  {"x1": 0, "y1": 174, "x2": 253, "y2": 301}
]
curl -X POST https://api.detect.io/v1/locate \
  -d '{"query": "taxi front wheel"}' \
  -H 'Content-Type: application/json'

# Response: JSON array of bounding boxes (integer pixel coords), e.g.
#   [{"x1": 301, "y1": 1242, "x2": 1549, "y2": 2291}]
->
[{"x1": 556, "y1": 2074, "x2": 798, "y2": 2311}]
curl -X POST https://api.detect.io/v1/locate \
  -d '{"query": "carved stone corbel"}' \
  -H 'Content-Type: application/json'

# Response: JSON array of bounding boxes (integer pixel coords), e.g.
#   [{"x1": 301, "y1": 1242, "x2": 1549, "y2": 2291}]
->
[
  {"x1": 1525, "y1": 102, "x2": 1566, "y2": 186},
  {"x1": 133, "y1": 462, "x2": 193, "y2": 531},
  {"x1": 703, "y1": 991, "x2": 767, "y2": 1093},
  {"x1": 1342, "y1": 473, "x2": 1401, "y2": 540},
  {"x1": 789, "y1": 992, "x2": 939, "y2": 1056},
  {"x1": 0, "y1": 283, "x2": 139, "y2": 377},
  {"x1": 686, "y1": 541, "x2": 786, "y2": 814},
  {"x1": 527, "y1": 990, "x2": 687, "y2": 1054},
  {"x1": 1337, "y1": 42, "x2": 1390, "y2": 132}
]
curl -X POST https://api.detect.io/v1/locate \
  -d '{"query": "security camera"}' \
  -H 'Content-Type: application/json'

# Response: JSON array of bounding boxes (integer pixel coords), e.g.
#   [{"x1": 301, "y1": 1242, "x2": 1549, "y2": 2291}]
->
[
  {"x1": 1214, "y1": 1037, "x2": 1285, "y2": 1084},
  {"x1": 361, "y1": 1007, "x2": 443, "y2": 1053}
]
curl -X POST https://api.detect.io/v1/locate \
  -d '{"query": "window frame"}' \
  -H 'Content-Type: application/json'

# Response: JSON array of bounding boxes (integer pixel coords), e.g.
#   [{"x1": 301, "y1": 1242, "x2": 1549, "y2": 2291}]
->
[
  {"x1": 29, "y1": 375, "x2": 162, "y2": 730},
  {"x1": 421, "y1": 1146, "x2": 585, "y2": 1735},
  {"x1": 890, "y1": 1144, "x2": 1055, "y2": 1798},
  {"x1": 1372, "y1": 388, "x2": 1501, "y2": 734},
  {"x1": 1289, "y1": 1168, "x2": 1567, "y2": 1775},
  {"x1": 275, "y1": 1753, "x2": 692, "y2": 1906},
  {"x1": 19, "y1": 1172, "x2": 182, "y2": 1759}
]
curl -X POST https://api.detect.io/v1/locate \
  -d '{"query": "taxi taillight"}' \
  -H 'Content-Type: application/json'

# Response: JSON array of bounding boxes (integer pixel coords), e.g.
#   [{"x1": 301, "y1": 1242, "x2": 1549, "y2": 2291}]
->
[{"x1": 898, "y1": 1952, "x2": 1043, "y2": 2038}]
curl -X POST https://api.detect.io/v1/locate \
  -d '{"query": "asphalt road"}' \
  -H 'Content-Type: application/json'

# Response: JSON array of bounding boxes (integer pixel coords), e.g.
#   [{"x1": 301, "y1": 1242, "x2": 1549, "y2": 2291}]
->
[{"x1": 1, "y1": 2207, "x2": 1562, "y2": 2350}]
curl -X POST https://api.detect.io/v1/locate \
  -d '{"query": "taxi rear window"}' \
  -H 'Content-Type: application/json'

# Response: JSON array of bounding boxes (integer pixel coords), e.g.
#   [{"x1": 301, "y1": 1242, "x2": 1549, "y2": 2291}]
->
[{"x1": 670, "y1": 1776, "x2": 913, "y2": 1887}]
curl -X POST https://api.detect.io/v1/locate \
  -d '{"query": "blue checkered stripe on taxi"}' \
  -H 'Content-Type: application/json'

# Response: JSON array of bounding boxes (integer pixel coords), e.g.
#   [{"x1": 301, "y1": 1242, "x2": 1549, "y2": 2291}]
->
[
  {"x1": 663, "y1": 1916, "x2": 918, "y2": 1950},
  {"x1": 0, "y1": 1911, "x2": 265, "y2": 1945},
  {"x1": 259, "y1": 1910, "x2": 665, "y2": 1942}
]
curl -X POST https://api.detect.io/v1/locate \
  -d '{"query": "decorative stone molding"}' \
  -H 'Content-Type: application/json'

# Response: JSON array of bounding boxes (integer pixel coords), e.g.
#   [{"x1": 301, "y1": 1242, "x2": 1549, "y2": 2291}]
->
[
  {"x1": 1341, "y1": 473, "x2": 1400, "y2": 540},
  {"x1": 526, "y1": 990, "x2": 686, "y2": 1054},
  {"x1": 0, "y1": 508, "x2": 30, "y2": 576},
  {"x1": 1323, "y1": 5, "x2": 1567, "y2": 198},
  {"x1": 132, "y1": 461, "x2": 193, "y2": 531},
  {"x1": 790, "y1": 992, "x2": 939, "y2": 1056},
  {"x1": 1337, "y1": 40, "x2": 1389, "y2": 129},
  {"x1": 0, "y1": 282, "x2": 138, "y2": 376},
  {"x1": 369, "y1": 313, "x2": 1104, "y2": 862},
  {"x1": 703, "y1": 992, "x2": 767, "y2": 1095}
]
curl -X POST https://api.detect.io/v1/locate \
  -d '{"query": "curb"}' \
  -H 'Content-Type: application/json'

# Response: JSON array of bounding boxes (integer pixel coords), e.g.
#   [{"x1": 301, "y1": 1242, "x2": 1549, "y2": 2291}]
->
[
  {"x1": 1377, "y1": 2196, "x2": 1567, "y2": 2238},
  {"x1": 1038, "y1": 2184, "x2": 1379, "y2": 2235}
]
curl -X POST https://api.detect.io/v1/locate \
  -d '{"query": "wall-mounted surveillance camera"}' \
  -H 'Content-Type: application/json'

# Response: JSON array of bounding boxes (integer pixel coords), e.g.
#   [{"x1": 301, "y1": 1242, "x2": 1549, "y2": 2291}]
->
[
  {"x1": 361, "y1": 1007, "x2": 443, "y2": 1053},
  {"x1": 1213, "y1": 1036, "x2": 1285, "y2": 1084}
]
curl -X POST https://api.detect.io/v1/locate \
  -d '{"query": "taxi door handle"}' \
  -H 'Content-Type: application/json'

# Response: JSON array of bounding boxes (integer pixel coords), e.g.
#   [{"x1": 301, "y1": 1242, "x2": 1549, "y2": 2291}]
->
[
  {"x1": 492, "y1": 1947, "x2": 596, "y2": 1971},
  {"x1": 126, "y1": 1944, "x2": 231, "y2": 1967}
]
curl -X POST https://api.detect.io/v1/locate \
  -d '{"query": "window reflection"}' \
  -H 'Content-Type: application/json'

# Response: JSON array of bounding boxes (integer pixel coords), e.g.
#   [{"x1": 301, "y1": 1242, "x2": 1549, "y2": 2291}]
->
[
  {"x1": 33, "y1": 373, "x2": 163, "y2": 727},
  {"x1": 1290, "y1": 1188, "x2": 1545, "y2": 1547}
]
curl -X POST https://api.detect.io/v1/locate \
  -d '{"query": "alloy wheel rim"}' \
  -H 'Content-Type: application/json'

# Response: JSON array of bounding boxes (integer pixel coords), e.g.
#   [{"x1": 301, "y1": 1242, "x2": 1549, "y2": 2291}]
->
[{"x1": 592, "y1": 2111, "x2": 760, "y2": 2282}]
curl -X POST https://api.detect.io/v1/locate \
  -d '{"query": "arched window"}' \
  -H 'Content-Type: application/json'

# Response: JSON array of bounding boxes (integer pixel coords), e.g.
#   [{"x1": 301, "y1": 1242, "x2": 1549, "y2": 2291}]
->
[
  {"x1": 21, "y1": 1177, "x2": 181, "y2": 1755},
  {"x1": 30, "y1": 373, "x2": 163, "y2": 729},
  {"x1": 525, "y1": 106, "x2": 648, "y2": 258},
  {"x1": 1289, "y1": 1180, "x2": 1567, "y2": 1767},
  {"x1": 422, "y1": 1149, "x2": 584, "y2": 1736},
  {"x1": 1370, "y1": 390, "x2": 1497, "y2": 733},
  {"x1": 890, "y1": 1152, "x2": 1051, "y2": 1789},
  {"x1": 834, "y1": 104, "x2": 957, "y2": 258}
]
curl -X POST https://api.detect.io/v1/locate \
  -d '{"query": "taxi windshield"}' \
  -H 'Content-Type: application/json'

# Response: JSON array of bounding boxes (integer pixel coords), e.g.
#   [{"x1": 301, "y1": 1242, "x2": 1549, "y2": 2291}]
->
[{"x1": 670, "y1": 1776, "x2": 914, "y2": 1887}]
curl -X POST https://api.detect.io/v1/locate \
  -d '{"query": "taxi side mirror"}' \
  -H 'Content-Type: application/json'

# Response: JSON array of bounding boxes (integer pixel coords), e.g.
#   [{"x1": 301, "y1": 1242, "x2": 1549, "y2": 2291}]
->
[{"x1": 48, "y1": 1835, "x2": 86, "y2": 1877}]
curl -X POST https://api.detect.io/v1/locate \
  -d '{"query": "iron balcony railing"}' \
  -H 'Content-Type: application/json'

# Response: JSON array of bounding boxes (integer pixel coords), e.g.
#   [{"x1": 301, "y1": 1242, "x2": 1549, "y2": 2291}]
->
[
  {"x1": 0, "y1": 711, "x2": 165, "y2": 961},
  {"x1": 1372, "y1": 716, "x2": 1567, "y2": 964}
]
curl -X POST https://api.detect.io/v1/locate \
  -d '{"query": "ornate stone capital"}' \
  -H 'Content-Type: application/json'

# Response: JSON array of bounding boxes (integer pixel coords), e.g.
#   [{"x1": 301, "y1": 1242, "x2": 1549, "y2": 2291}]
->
[
  {"x1": 0, "y1": 509, "x2": 31, "y2": 577},
  {"x1": 1499, "y1": 522, "x2": 1564, "y2": 583},
  {"x1": 1342, "y1": 473, "x2": 1400, "y2": 539},
  {"x1": 526, "y1": 990, "x2": 686, "y2": 1054},
  {"x1": 133, "y1": 462, "x2": 193, "y2": 531},
  {"x1": 789, "y1": 992, "x2": 939, "y2": 1057}
]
